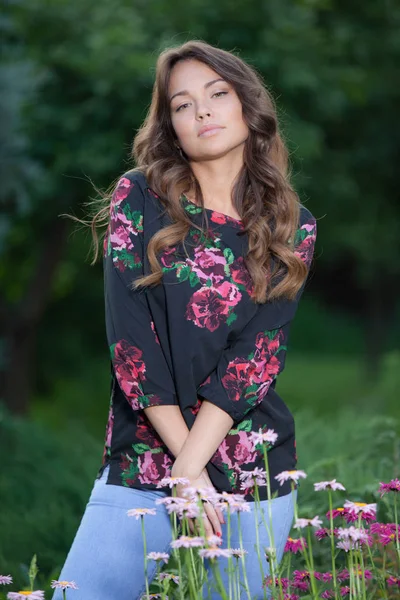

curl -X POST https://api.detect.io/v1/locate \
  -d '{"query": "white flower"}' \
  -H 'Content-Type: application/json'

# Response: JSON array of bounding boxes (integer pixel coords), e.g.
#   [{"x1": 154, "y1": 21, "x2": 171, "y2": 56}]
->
[
  {"x1": 249, "y1": 428, "x2": 278, "y2": 448},
  {"x1": 157, "y1": 476, "x2": 190, "y2": 488},
  {"x1": 127, "y1": 508, "x2": 156, "y2": 519},
  {"x1": 337, "y1": 526, "x2": 369, "y2": 543},
  {"x1": 293, "y1": 516, "x2": 323, "y2": 529},
  {"x1": 275, "y1": 470, "x2": 307, "y2": 486},
  {"x1": 314, "y1": 479, "x2": 346, "y2": 491}
]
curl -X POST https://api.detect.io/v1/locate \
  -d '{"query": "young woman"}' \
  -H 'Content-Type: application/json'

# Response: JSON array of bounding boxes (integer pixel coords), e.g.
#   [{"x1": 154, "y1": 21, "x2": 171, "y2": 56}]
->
[{"x1": 53, "y1": 40, "x2": 317, "y2": 600}]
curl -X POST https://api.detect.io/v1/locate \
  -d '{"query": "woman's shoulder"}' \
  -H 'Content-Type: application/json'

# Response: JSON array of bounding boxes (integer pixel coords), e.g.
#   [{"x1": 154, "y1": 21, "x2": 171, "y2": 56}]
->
[{"x1": 298, "y1": 204, "x2": 317, "y2": 233}]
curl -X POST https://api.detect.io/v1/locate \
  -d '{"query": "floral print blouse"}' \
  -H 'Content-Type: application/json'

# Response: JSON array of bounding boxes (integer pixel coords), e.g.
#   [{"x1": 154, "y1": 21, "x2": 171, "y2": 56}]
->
[{"x1": 98, "y1": 170, "x2": 317, "y2": 501}]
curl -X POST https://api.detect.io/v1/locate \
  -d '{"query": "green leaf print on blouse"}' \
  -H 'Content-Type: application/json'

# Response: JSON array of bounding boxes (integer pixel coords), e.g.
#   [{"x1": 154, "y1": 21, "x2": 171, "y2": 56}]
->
[{"x1": 104, "y1": 176, "x2": 143, "y2": 272}]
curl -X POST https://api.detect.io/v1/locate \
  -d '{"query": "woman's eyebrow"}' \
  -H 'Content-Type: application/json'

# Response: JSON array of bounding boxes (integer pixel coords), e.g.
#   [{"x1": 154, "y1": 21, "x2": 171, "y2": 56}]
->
[{"x1": 169, "y1": 78, "x2": 226, "y2": 103}]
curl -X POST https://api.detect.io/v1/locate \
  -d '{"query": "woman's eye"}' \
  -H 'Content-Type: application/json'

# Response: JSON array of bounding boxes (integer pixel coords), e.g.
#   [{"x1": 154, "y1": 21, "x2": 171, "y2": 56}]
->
[
  {"x1": 176, "y1": 103, "x2": 189, "y2": 112},
  {"x1": 175, "y1": 91, "x2": 228, "y2": 112}
]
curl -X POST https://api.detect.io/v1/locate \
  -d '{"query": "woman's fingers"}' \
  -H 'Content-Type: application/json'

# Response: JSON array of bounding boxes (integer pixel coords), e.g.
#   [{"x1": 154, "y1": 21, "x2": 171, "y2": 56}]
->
[{"x1": 203, "y1": 503, "x2": 222, "y2": 537}]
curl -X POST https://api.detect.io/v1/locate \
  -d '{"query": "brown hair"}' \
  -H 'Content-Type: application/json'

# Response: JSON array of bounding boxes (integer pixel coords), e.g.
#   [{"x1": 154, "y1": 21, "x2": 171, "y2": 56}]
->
[{"x1": 75, "y1": 40, "x2": 308, "y2": 303}]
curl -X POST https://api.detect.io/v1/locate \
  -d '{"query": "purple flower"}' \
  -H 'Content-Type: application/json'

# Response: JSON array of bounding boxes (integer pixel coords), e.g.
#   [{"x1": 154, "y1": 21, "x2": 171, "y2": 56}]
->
[
  {"x1": 293, "y1": 516, "x2": 322, "y2": 529},
  {"x1": 0, "y1": 576, "x2": 13, "y2": 585},
  {"x1": 127, "y1": 508, "x2": 156, "y2": 519},
  {"x1": 284, "y1": 537, "x2": 307, "y2": 553},
  {"x1": 159, "y1": 573, "x2": 180, "y2": 585},
  {"x1": 249, "y1": 428, "x2": 278, "y2": 449},
  {"x1": 157, "y1": 476, "x2": 190, "y2": 488}
]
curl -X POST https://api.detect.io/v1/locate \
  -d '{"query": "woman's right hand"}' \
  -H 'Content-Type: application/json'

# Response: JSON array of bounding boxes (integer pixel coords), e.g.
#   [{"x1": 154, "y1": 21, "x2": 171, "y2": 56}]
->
[{"x1": 176, "y1": 470, "x2": 225, "y2": 538}]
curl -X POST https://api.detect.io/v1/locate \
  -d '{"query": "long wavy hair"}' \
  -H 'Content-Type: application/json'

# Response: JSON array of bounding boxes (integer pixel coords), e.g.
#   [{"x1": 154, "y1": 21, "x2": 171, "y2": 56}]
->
[{"x1": 79, "y1": 40, "x2": 308, "y2": 303}]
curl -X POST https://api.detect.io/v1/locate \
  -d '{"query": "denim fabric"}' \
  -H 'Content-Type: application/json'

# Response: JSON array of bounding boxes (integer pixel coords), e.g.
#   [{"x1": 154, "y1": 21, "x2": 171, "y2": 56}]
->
[{"x1": 52, "y1": 465, "x2": 296, "y2": 600}]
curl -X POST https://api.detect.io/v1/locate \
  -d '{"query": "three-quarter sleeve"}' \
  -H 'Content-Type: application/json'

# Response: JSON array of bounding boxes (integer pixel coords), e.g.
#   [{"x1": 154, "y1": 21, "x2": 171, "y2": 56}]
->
[
  {"x1": 196, "y1": 208, "x2": 317, "y2": 424},
  {"x1": 104, "y1": 172, "x2": 178, "y2": 411}
]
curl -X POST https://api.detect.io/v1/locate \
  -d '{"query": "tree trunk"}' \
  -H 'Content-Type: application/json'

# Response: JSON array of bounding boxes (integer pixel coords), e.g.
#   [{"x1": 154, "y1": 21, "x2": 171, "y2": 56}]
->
[{"x1": 1, "y1": 217, "x2": 69, "y2": 414}]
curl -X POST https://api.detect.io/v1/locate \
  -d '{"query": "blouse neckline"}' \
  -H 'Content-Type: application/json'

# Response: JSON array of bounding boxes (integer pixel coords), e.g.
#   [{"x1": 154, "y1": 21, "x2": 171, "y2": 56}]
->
[{"x1": 181, "y1": 193, "x2": 243, "y2": 228}]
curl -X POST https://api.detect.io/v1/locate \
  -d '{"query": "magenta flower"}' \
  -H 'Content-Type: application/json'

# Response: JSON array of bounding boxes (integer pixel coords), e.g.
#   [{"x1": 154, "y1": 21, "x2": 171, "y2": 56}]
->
[
  {"x1": 314, "y1": 571, "x2": 333, "y2": 582},
  {"x1": 50, "y1": 581, "x2": 78, "y2": 590},
  {"x1": 315, "y1": 527, "x2": 336, "y2": 540},
  {"x1": 321, "y1": 591, "x2": 335, "y2": 599},
  {"x1": 170, "y1": 536, "x2": 205, "y2": 549},
  {"x1": 275, "y1": 470, "x2": 307, "y2": 486},
  {"x1": 337, "y1": 568, "x2": 350, "y2": 582},
  {"x1": 127, "y1": 508, "x2": 156, "y2": 519},
  {"x1": 314, "y1": 479, "x2": 346, "y2": 492},
  {"x1": 264, "y1": 576, "x2": 289, "y2": 590},
  {"x1": 370, "y1": 522, "x2": 399, "y2": 545},
  {"x1": 387, "y1": 576, "x2": 400, "y2": 587},
  {"x1": 199, "y1": 547, "x2": 231, "y2": 559},
  {"x1": 340, "y1": 586, "x2": 350, "y2": 596},
  {"x1": 284, "y1": 537, "x2": 307, "y2": 553},
  {"x1": 378, "y1": 478, "x2": 400, "y2": 496},
  {"x1": 7, "y1": 593, "x2": 44, "y2": 600},
  {"x1": 282, "y1": 595, "x2": 300, "y2": 600},
  {"x1": 0, "y1": 576, "x2": 13, "y2": 585},
  {"x1": 147, "y1": 552, "x2": 169, "y2": 563}
]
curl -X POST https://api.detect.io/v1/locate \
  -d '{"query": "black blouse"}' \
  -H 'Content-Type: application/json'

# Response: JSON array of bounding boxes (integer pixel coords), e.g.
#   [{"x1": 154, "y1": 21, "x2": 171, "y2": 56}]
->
[{"x1": 97, "y1": 170, "x2": 317, "y2": 501}]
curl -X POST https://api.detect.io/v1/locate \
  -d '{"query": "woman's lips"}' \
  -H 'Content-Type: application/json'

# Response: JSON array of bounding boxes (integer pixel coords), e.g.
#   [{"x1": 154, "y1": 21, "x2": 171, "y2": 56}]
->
[{"x1": 198, "y1": 127, "x2": 224, "y2": 138}]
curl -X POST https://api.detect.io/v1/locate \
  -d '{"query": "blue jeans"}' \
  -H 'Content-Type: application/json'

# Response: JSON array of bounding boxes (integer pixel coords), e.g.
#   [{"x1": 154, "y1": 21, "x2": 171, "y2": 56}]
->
[{"x1": 52, "y1": 465, "x2": 296, "y2": 600}]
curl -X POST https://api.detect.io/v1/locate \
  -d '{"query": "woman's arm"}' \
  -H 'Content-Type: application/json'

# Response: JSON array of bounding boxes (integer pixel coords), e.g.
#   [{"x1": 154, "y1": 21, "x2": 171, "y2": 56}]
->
[
  {"x1": 171, "y1": 401, "x2": 233, "y2": 479},
  {"x1": 143, "y1": 405, "x2": 190, "y2": 458}
]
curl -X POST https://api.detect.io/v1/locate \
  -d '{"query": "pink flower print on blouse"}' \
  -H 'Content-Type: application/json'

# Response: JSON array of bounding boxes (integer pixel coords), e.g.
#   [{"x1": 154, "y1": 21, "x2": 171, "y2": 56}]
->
[
  {"x1": 105, "y1": 177, "x2": 143, "y2": 271},
  {"x1": 220, "y1": 329, "x2": 284, "y2": 407},
  {"x1": 138, "y1": 450, "x2": 172, "y2": 485},
  {"x1": 150, "y1": 320, "x2": 160, "y2": 345},
  {"x1": 294, "y1": 220, "x2": 317, "y2": 268},
  {"x1": 230, "y1": 256, "x2": 254, "y2": 295},
  {"x1": 112, "y1": 340, "x2": 147, "y2": 410},
  {"x1": 186, "y1": 247, "x2": 227, "y2": 285},
  {"x1": 185, "y1": 281, "x2": 242, "y2": 331},
  {"x1": 102, "y1": 403, "x2": 114, "y2": 463},
  {"x1": 212, "y1": 430, "x2": 258, "y2": 488}
]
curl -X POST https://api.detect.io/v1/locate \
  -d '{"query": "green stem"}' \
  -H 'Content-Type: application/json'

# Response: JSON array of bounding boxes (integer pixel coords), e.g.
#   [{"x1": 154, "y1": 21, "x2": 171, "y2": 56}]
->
[
  {"x1": 262, "y1": 444, "x2": 278, "y2": 584},
  {"x1": 237, "y1": 512, "x2": 252, "y2": 600},
  {"x1": 211, "y1": 559, "x2": 229, "y2": 600},
  {"x1": 306, "y1": 526, "x2": 318, "y2": 598},
  {"x1": 141, "y1": 516, "x2": 150, "y2": 600},
  {"x1": 62, "y1": 591, "x2": 66, "y2": 600},
  {"x1": 394, "y1": 495, "x2": 400, "y2": 563},
  {"x1": 328, "y1": 492, "x2": 339, "y2": 600},
  {"x1": 253, "y1": 484, "x2": 268, "y2": 600}
]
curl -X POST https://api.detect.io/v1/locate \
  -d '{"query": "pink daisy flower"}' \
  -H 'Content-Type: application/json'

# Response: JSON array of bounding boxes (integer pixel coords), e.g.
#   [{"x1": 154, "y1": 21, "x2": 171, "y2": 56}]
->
[
  {"x1": 157, "y1": 476, "x2": 190, "y2": 488},
  {"x1": 321, "y1": 591, "x2": 335, "y2": 599},
  {"x1": 343, "y1": 500, "x2": 377, "y2": 521},
  {"x1": 326, "y1": 507, "x2": 346, "y2": 519},
  {"x1": 337, "y1": 568, "x2": 350, "y2": 582},
  {"x1": 387, "y1": 576, "x2": 400, "y2": 587},
  {"x1": 0, "y1": 576, "x2": 13, "y2": 585},
  {"x1": 199, "y1": 547, "x2": 231, "y2": 559},
  {"x1": 315, "y1": 527, "x2": 335, "y2": 540},
  {"x1": 284, "y1": 537, "x2": 307, "y2": 553},
  {"x1": 283, "y1": 595, "x2": 300, "y2": 600},
  {"x1": 170, "y1": 536, "x2": 205, "y2": 549},
  {"x1": 7, "y1": 593, "x2": 44, "y2": 600},
  {"x1": 294, "y1": 516, "x2": 323, "y2": 529},
  {"x1": 182, "y1": 486, "x2": 220, "y2": 504},
  {"x1": 127, "y1": 508, "x2": 156, "y2": 519},
  {"x1": 314, "y1": 479, "x2": 346, "y2": 492},
  {"x1": 378, "y1": 478, "x2": 400, "y2": 496},
  {"x1": 314, "y1": 571, "x2": 333, "y2": 582},
  {"x1": 158, "y1": 573, "x2": 180, "y2": 585},
  {"x1": 275, "y1": 470, "x2": 307, "y2": 486},
  {"x1": 337, "y1": 526, "x2": 370, "y2": 543},
  {"x1": 50, "y1": 581, "x2": 78, "y2": 590},
  {"x1": 147, "y1": 552, "x2": 169, "y2": 563},
  {"x1": 249, "y1": 428, "x2": 278, "y2": 449}
]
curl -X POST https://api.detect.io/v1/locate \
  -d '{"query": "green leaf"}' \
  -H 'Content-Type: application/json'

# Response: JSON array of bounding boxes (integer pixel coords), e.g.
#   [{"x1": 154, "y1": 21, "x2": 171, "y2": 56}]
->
[
  {"x1": 132, "y1": 443, "x2": 151, "y2": 454},
  {"x1": 223, "y1": 248, "x2": 235, "y2": 264},
  {"x1": 226, "y1": 311, "x2": 237, "y2": 326},
  {"x1": 189, "y1": 271, "x2": 200, "y2": 287},
  {"x1": 236, "y1": 419, "x2": 252, "y2": 432},
  {"x1": 177, "y1": 265, "x2": 191, "y2": 281}
]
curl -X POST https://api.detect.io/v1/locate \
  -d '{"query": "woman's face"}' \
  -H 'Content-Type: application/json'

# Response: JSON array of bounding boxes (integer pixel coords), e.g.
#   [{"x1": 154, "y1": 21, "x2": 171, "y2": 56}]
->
[{"x1": 168, "y1": 59, "x2": 249, "y2": 162}]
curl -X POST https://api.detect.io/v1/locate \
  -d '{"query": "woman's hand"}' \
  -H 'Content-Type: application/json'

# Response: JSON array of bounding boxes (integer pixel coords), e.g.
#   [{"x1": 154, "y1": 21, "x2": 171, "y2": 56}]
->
[{"x1": 175, "y1": 469, "x2": 225, "y2": 538}]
